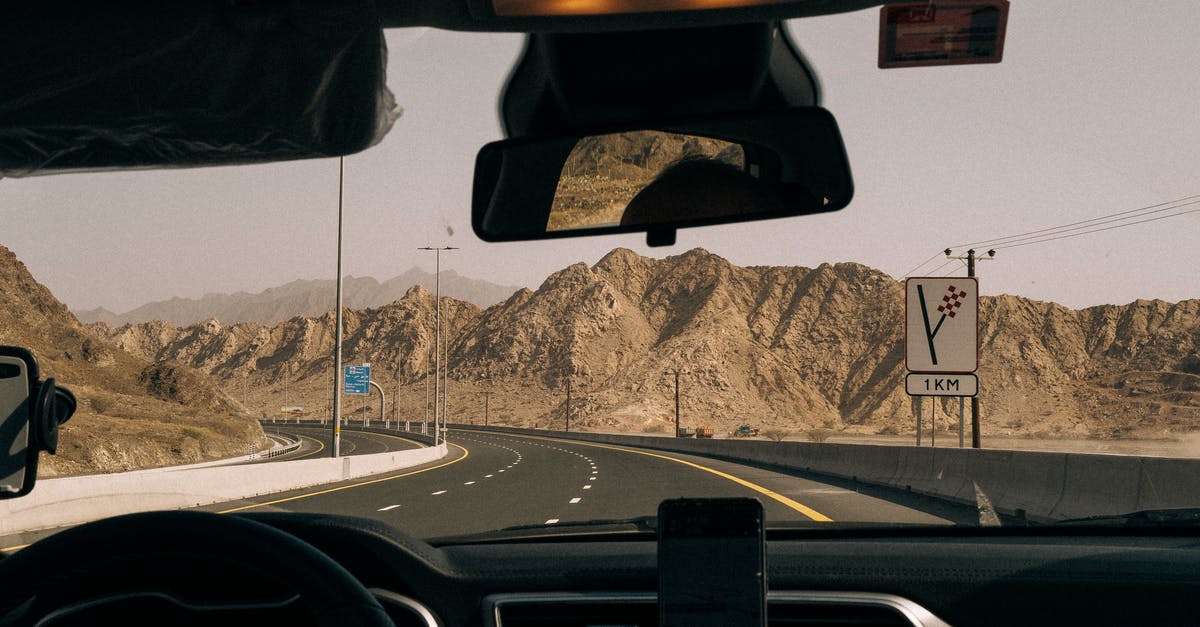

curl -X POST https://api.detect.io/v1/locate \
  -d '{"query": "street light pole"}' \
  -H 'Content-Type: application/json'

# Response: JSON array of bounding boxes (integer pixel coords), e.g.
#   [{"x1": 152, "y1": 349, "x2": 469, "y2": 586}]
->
[
  {"x1": 419, "y1": 246, "x2": 457, "y2": 445},
  {"x1": 330, "y1": 157, "x2": 346, "y2": 457}
]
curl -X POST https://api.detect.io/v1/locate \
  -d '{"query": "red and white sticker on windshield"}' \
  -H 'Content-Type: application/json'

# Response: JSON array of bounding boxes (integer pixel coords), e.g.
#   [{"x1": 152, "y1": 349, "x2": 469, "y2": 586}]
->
[{"x1": 878, "y1": 1, "x2": 1009, "y2": 69}]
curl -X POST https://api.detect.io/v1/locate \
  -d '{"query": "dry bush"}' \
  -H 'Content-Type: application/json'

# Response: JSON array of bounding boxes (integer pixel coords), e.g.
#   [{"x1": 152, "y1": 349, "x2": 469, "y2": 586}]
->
[
  {"x1": 761, "y1": 428, "x2": 791, "y2": 442},
  {"x1": 642, "y1": 423, "x2": 667, "y2": 433},
  {"x1": 90, "y1": 397, "x2": 113, "y2": 414},
  {"x1": 806, "y1": 428, "x2": 834, "y2": 443}
]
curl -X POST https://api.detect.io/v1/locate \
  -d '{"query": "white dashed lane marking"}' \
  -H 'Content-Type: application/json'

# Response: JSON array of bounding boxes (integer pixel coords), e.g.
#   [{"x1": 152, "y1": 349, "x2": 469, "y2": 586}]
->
[
  {"x1": 431, "y1": 490, "x2": 447, "y2": 495},
  {"x1": 377, "y1": 504, "x2": 401, "y2": 511},
  {"x1": 463, "y1": 433, "x2": 606, "y2": 525}
]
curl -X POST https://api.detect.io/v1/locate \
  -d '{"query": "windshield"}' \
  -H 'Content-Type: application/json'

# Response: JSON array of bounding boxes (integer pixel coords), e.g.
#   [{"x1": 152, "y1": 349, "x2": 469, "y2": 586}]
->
[{"x1": 1, "y1": 2, "x2": 1198, "y2": 545}]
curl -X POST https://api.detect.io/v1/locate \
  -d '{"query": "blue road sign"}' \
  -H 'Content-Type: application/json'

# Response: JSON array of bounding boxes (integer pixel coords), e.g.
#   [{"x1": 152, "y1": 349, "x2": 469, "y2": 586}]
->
[{"x1": 344, "y1": 365, "x2": 370, "y2": 395}]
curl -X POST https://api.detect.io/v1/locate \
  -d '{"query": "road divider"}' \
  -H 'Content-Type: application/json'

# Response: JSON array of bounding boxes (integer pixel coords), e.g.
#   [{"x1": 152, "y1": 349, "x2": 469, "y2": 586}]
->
[
  {"x1": 452, "y1": 425, "x2": 1200, "y2": 523},
  {"x1": 0, "y1": 427, "x2": 447, "y2": 537}
]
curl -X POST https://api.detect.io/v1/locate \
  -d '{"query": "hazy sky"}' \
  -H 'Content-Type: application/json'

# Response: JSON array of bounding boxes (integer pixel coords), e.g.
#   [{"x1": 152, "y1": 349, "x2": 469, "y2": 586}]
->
[{"x1": 1, "y1": 2, "x2": 1197, "y2": 313}]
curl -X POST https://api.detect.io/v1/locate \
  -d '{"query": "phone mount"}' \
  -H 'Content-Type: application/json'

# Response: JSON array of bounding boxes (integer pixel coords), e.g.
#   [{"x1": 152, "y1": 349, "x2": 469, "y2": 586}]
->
[{"x1": 0, "y1": 346, "x2": 76, "y2": 498}]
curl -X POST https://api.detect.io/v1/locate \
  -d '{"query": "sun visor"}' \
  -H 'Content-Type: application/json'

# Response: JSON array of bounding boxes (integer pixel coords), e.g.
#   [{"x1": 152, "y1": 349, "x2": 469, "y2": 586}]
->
[{"x1": 0, "y1": 1, "x2": 399, "y2": 178}]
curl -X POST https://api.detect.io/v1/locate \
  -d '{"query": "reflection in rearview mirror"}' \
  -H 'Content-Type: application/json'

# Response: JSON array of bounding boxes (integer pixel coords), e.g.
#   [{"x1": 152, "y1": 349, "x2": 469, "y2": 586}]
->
[{"x1": 547, "y1": 131, "x2": 746, "y2": 232}]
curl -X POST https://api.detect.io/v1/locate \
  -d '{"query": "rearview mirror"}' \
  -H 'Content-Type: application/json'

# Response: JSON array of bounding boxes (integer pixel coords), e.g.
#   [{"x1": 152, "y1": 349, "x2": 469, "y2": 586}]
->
[
  {"x1": 0, "y1": 347, "x2": 76, "y2": 498},
  {"x1": 472, "y1": 108, "x2": 852, "y2": 246}
]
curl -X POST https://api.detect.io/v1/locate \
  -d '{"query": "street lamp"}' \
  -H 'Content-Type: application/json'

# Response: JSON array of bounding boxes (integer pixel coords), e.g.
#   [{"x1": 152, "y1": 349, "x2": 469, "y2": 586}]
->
[{"x1": 418, "y1": 246, "x2": 457, "y2": 445}]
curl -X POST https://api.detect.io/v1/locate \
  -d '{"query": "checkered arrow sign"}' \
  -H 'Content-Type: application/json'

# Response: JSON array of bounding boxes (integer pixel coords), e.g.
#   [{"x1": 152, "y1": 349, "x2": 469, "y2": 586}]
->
[{"x1": 905, "y1": 277, "x2": 978, "y2": 373}]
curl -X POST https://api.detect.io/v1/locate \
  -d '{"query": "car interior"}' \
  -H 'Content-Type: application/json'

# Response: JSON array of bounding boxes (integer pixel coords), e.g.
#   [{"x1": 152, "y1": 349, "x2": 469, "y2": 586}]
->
[{"x1": 1, "y1": 1, "x2": 1198, "y2": 626}]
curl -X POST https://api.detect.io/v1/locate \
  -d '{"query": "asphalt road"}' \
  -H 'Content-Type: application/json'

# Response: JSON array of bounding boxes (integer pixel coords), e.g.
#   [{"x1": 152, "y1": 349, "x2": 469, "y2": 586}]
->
[
  {"x1": 255, "y1": 425, "x2": 424, "y2": 462},
  {"x1": 212, "y1": 428, "x2": 979, "y2": 538}
]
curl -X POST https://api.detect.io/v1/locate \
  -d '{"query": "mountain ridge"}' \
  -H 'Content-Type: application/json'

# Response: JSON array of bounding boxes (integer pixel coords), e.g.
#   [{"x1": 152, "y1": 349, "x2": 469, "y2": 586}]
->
[
  {"x1": 97, "y1": 247, "x2": 1200, "y2": 440},
  {"x1": 75, "y1": 268, "x2": 521, "y2": 327},
  {"x1": 0, "y1": 244, "x2": 268, "y2": 476}
]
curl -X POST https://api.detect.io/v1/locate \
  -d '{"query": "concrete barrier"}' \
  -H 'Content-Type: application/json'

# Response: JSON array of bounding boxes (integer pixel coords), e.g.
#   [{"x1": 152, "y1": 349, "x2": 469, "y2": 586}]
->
[
  {"x1": 452, "y1": 424, "x2": 1200, "y2": 522},
  {"x1": 0, "y1": 432, "x2": 447, "y2": 536}
]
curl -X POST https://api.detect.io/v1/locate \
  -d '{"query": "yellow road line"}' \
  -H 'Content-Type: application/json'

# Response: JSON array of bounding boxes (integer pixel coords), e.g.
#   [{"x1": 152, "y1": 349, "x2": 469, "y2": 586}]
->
[
  {"x1": 463, "y1": 430, "x2": 833, "y2": 522},
  {"x1": 293, "y1": 434, "x2": 326, "y2": 460},
  {"x1": 217, "y1": 442, "x2": 469, "y2": 514},
  {"x1": 1, "y1": 543, "x2": 29, "y2": 552}
]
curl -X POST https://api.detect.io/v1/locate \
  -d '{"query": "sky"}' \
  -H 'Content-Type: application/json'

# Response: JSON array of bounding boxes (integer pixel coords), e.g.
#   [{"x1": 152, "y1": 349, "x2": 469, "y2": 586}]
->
[{"x1": 1, "y1": 1, "x2": 1197, "y2": 313}]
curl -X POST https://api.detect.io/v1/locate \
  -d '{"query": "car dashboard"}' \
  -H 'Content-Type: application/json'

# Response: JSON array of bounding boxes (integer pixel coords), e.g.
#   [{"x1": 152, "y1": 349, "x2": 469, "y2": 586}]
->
[{"x1": 217, "y1": 513, "x2": 1200, "y2": 627}]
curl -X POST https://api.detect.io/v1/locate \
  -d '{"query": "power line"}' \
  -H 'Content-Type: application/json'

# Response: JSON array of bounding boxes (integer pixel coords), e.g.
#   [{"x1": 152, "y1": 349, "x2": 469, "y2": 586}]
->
[
  {"x1": 950, "y1": 193, "x2": 1200, "y2": 250},
  {"x1": 900, "y1": 251, "x2": 946, "y2": 279},
  {"x1": 991, "y1": 204, "x2": 1200, "y2": 250},
  {"x1": 916, "y1": 258, "x2": 958, "y2": 277},
  {"x1": 962, "y1": 197, "x2": 1200, "y2": 250},
  {"x1": 937, "y1": 263, "x2": 965, "y2": 277}
]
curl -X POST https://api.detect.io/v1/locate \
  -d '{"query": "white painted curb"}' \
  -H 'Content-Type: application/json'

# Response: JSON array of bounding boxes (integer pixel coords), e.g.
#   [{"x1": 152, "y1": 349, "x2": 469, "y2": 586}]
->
[{"x1": 0, "y1": 443, "x2": 447, "y2": 536}]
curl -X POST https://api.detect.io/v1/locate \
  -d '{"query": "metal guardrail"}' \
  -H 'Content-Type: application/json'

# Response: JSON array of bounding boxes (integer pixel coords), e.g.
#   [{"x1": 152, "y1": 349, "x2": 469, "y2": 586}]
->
[
  {"x1": 262, "y1": 433, "x2": 302, "y2": 459},
  {"x1": 257, "y1": 420, "x2": 440, "y2": 451}
]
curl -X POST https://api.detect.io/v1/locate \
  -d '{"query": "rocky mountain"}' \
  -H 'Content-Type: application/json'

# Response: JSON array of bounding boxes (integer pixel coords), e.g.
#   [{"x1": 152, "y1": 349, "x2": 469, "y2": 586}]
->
[
  {"x1": 75, "y1": 268, "x2": 520, "y2": 327},
  {"x1": 98, "y1": 248, "x2": 1200, "y2": 441},
  {"x1": 0, "y1": 245, "x2": 268, "y2": 476},
  {"x1": 549, "y1": 131, "x2": 743, "y2": 231}
]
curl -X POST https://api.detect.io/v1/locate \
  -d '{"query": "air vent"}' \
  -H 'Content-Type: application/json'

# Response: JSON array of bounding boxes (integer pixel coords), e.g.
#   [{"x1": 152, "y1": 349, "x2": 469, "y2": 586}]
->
[
  {"x1": 488, "y1": 592, "x2": 949, "y2": 627},
  {"x1": 371, "y1": 589, "x2": 440, "y2": 627}
]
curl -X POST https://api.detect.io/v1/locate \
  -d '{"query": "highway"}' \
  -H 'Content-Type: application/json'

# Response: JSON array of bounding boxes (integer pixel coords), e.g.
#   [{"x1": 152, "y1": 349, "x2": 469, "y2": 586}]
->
[
  {"x1": 255, "y1": 425, "x2": 425, "y2": 462},
  {"x1": 212, "y1": 428, "x2": 981, "y2": 537}
]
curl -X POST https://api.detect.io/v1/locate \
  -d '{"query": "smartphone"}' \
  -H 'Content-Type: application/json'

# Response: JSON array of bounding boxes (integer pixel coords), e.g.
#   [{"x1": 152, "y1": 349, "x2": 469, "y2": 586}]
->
[{"x1": 657, "y1": 497, "x2": 766, "y2": 627}]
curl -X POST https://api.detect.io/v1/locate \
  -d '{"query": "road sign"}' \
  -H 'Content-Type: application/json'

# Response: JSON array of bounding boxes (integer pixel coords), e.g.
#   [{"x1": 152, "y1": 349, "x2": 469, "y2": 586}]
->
[
  {"x1": 905, "y1": 373, "x2": 978, "y2": 397},
  {"x1": 344, "y1": 364, "x2": 370, "y2": 395},
  {"x1": 905, "y1": 277, "x2": 978, "y2": 374}
]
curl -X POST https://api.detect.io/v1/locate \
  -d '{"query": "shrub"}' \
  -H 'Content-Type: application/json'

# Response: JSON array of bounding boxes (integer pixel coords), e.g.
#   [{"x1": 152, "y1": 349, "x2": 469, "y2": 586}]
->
[
  {"x1": 90, "y1": 397, "x2": 112, "y2": 414},
  {"x1": 762, "y1": 428, "x2": 791, "y2": 442},
  {"x1": 806, "y1": 428, "x2": 833, "y2": 443},
  {"x1": 180, "y1": 427, "x2": 203, "y2": 440},
  {"x1": 642, "y1": 423, "x2": 667, "y2": 433}
]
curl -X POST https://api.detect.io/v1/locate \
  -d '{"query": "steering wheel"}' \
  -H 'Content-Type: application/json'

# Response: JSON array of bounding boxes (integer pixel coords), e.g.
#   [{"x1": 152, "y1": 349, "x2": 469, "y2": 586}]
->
[{"x1": 0, "y1": 510, "x2": 394, "y2": 626}]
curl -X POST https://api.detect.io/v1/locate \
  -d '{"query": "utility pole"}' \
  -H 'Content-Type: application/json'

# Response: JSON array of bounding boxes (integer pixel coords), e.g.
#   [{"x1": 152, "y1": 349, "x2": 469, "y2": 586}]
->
[
  {"x1": 418, "y1": 246, "x2": 457, "y2": 445},
  {"x1": 944, "y1": 247, "x2": 994, "y2": 449},
  {"x1": 665, "y1": 367, "x2": 689, "y2": 436},
  {"x1": 564, "y1": 375, "x2": 571, "y2": 432},
  {"x1": 480, "y1": 373, "x2": 491, "y2": 426}
]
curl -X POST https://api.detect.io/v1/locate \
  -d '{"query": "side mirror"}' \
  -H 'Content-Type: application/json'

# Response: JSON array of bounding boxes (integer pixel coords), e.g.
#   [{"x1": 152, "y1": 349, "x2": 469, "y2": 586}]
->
[
  {"x1": 472, "y1": 107, "x2": 853, "y2": 246},
  {"x1": 0, "y1": 347, "x2": 76, "y2": 498}
]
